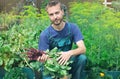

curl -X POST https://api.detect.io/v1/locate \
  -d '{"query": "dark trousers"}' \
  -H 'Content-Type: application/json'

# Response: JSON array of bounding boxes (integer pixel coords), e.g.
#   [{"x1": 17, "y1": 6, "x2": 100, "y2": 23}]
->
[{"x1": 69, "y1": 54, "x2": 87, "y2": 79}]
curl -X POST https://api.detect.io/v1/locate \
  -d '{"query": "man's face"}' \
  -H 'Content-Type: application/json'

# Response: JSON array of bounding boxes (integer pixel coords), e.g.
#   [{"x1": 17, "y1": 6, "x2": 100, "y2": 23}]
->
[{"x1": 47, "y1": 4, "x2": 64, "y2": 26}]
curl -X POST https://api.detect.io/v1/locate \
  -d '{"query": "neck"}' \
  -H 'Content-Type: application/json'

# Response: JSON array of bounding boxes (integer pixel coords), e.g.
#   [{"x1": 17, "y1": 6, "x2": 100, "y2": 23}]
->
[{"x1": 52, "y1": 21, "x2": 65, "y2": 31}]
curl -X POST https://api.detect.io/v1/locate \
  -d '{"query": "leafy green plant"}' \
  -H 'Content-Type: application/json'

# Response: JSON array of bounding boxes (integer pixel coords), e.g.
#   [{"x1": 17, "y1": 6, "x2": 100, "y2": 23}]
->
[
  {"x1": 112, "y1": 0, "x2": 120, "y2": 12},
  {"x1": 24, "y1": 2, "x2": 120, "y2": 78},
  {"x1": 117, "y1": 75, "x2": 120, "y2": 79},
  {"x1": 85, "y1": 67, "x2": 113, "y2": 79},
  {"x1": 0, "y1": 5, "x2": 50, "y2": 71},
  {"x1": 3, "y1": 67, "x2": 27, "y2": 79},
  {"x1": 23, "y1": 47, "x2": 73, "y2": 79},
  {"x1": 43, "y1": 47, "x2": 72, "y2": 79},
  {"x1": 0, "y1": 12, "x2": 17, "y2": 29},
  {"x1": 1, "y1": 46, "x2": 72, "y2": 79},
  {"x1": 69, "y1": 2, "x2": 120, "y2": 71}
]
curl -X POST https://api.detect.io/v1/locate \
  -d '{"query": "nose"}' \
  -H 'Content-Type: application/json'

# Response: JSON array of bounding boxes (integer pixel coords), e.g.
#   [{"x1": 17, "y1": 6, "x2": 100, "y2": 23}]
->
[{"x1": 53, "y1": 14, "x2": 57, "y2": 19}]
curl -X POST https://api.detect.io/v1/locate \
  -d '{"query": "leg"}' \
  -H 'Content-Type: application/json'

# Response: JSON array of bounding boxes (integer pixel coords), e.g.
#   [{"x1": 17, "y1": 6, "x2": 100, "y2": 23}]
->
[
  {"x1": 22, "y1": 67, "x2": 35, "y2": 79},
  {"x1": 69, "y1": 54, "x2": 87, "y2": 79}
]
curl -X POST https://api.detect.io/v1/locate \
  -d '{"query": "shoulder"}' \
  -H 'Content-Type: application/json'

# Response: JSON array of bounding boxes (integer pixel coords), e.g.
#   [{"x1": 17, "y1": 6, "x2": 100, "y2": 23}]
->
[
  {"x1": 40, "y1": 26, "x2": 51, "y2": 38},
  {"x1": 67, "y1": 22, "x2": 79, "y2": 28},
  {"x1": 66, "y1": 22, "x2": 80, "y2": 31}
]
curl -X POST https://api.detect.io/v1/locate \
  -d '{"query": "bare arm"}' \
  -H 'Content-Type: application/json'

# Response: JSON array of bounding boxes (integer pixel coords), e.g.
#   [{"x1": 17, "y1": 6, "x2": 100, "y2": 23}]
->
[{"x1": 69, "y1": 40, "x2": 86, "y2": 56}]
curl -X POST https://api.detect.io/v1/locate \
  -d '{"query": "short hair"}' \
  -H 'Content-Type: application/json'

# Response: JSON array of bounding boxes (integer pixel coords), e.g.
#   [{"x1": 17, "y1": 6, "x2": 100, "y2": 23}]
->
[
  {"x1": 46, "y1": 0, "x2": 68, "y2": 18},
  {"x1": 46, "y1": 0, "x2": 63, "y2": 10}
]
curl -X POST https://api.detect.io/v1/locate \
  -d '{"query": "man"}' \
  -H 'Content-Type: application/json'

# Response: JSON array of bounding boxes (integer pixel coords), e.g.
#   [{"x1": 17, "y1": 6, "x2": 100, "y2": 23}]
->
[{"x1": 38, "y1": 0, "x2": 87, "y2": 79}]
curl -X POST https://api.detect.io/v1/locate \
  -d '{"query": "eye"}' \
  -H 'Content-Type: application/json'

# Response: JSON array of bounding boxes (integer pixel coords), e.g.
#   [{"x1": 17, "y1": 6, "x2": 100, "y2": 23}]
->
[
  {"x1": 55, "y1": 11, "x2": 59, "y2": 15},
  {"x1": 49, "y1": 13, "x2": 53, "y2": 16}
]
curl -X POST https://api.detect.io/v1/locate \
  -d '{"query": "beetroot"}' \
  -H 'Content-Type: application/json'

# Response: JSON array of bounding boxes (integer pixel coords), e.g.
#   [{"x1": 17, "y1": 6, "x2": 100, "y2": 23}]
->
[{"x1": 26, "y1": 48, "x2": 46, "y2": 60}]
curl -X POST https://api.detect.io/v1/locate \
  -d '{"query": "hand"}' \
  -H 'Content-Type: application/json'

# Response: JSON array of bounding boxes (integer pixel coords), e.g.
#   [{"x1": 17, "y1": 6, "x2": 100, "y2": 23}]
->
[
  {"x1": 57, "y1": 51, "x2": 72, "y2": 65},
  {"x1": 37, "y1": 54, "x2": 48, "y2": 62}
]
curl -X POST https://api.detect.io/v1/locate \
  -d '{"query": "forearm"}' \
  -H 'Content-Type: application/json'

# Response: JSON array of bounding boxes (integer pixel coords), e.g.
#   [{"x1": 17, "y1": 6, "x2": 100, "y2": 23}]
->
[
  {"x1": 68, "y1": 47, "x2": 86, "y2": 56},
  {"x1": 68, "y1": 40, "x2": 86, "y2": 56}
]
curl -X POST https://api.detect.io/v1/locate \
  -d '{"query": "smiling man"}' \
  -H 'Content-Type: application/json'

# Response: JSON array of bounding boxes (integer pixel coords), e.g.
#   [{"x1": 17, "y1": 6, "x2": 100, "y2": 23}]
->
[{"x1": 38, "y1": 0, "x2": 87, "y2": 79}]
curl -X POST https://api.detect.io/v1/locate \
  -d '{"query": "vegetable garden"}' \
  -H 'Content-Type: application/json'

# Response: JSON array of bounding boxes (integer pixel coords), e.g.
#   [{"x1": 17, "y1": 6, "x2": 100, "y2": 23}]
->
[{"x1": 0, "y1": 1, "x2": 120, "y2": 79}]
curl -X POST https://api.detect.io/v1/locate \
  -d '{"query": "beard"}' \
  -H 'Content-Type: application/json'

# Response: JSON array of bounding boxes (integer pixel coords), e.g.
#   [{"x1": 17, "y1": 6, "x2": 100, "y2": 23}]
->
[{"x1": 52, "y1": 18, "x2": 63, "y2": 26}]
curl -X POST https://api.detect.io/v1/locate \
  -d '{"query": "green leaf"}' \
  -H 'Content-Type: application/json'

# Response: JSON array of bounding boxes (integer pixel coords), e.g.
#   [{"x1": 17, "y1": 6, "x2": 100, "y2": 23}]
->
[
  {"x1": 0, "y1": 57, "x2": 3, "y2": 66},
  {"x1": 45, "y1": 66, "x2": 56, "y2": 72}
]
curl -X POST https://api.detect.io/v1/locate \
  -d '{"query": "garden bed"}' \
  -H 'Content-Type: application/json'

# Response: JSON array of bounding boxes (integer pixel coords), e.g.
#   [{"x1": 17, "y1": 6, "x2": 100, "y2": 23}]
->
[
  {"x1": 1, "y1": 67, "x2": 120, "y2": 79},
  {"x1": 82, "y1": 71, "x2": 120, "y2": 79}
]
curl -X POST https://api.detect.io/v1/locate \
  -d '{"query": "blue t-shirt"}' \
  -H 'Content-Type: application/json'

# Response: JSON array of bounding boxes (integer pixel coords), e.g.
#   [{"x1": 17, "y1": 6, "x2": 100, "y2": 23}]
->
[{"x1": 38, "y1": 22, "x2": 83, "y2": 51}]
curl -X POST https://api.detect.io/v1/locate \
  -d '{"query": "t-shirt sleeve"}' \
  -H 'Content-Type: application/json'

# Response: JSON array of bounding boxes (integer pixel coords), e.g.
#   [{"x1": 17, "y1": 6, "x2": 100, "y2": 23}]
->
[
  {"x1": 72, "y1": 24, "x2": 84, "y2": 43},
  {"x1": 38, "y1": 31, "x2": 49, "y2": 51}
]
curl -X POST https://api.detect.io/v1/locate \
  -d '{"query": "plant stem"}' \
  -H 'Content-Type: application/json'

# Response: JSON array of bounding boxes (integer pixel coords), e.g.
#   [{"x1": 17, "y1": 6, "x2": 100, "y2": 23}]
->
[{"x1": 23, "y1": 58, "x2": 33, "y2": 69}]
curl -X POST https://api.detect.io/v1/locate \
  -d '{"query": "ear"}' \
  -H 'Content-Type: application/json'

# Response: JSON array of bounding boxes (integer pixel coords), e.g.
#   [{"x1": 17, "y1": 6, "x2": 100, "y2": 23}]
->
[
  {"x1": 61, "y1": 9, "x2": 65, "y2": 16},
  {"x1": 61, "y1": 4, "x2": 67, "y2": 16}
]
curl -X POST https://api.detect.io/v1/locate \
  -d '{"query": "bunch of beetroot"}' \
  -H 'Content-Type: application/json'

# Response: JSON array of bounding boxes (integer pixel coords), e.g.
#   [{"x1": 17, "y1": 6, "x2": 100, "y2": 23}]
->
[{"x1": 26, "y1": 48, "x2": 46, "y2": 60}]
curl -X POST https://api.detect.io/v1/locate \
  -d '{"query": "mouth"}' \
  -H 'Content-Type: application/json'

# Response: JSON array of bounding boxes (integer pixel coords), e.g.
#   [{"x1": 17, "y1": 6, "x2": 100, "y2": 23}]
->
[{"x1": 54, "y1": 19, "x2": 61, "y2": 25}]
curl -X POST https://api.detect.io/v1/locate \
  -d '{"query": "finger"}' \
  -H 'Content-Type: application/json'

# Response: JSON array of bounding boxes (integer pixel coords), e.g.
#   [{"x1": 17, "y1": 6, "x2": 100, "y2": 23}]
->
[
  {"x1": 45, "y1": 55, "x2": 48, "y2": 61},
  {"x1": 41, "y1": 54, "x2": 48, "y2": 61},
  {"x1": 57, "y1": 56, "x2": 61, "y2": 61},
  {"x1": 41, "y1": 56, "x2": 45, "y2": 60},
  {"x1": 37, "y1": 56, "x2": 41, "y2": 61},
  {"x1": 42, "y1": 54, "x2": 47, "y2": 60},
  {"x1": 38, "y1": 56, "x2": 44, "y2": 61},
  {"x1": 60, "y1": 60, "x2": 64, "y2": 65},
  {"x1": 58, "y1": 58, "x2": 65, "y2": 65},
  {"x1": 63, "y1": 60, "x2": 67, "y2": 65}
]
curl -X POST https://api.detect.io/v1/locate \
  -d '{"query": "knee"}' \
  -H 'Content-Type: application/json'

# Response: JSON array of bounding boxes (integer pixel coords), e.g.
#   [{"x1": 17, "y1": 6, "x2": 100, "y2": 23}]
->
[{"x1": 77, "y1": 54, "x2": 87, "y2": 64}]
